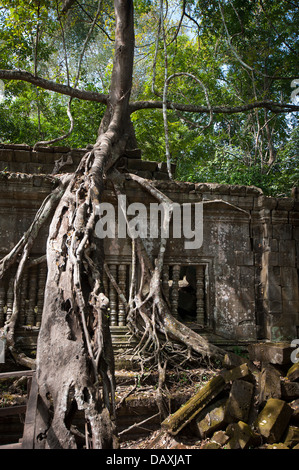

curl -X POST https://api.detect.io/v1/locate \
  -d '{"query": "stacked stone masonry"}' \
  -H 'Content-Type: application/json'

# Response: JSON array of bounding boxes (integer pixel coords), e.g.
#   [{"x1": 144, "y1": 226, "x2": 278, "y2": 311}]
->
[{"x1": 0, "y1": 144, "x2": 298, "y2": 345}]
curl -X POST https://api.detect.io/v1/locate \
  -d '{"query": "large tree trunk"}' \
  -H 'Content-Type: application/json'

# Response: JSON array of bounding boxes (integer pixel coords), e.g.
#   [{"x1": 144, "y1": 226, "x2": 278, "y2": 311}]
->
[
  {"x1": 1, "y1": 0, "x2": 231, "y2": 449},
  {"x1": 34, "y1": 0, "x2": 135, "y2": 449}
]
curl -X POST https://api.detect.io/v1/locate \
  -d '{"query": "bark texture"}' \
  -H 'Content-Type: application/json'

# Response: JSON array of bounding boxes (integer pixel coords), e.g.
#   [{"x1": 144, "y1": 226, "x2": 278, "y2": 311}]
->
[{"x1": 34, "y1": 0, "x2": 135, "y2": 449}]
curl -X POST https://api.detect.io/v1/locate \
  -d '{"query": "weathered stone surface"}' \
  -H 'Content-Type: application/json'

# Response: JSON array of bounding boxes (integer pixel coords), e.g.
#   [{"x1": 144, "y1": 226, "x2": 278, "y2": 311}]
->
[
  {"x1": 258, "y1": 364, "x2": 282, "y2": 404},
  {"x1": 256, "y1": 398, "x2": 293, "y2": 443},
  {"x1": 1, "y1": 143, "x2": 299, "y2": 350},
  {"x1": 287, "y1": 363, "x2": 299, "y2": 382},
  {"x1": 224, "y1": 379, "x2": 254, "y2": 423},
  {"x1": 281, "y1": 381, "x2": 299, "y2": 401},
  {"x1": 226, "y1": 421, "x2": 260, "y2": 449},
  {"x1": 284, "y1": 426, "x2": 299, "y2": 448},
  {"x1": 201, "y1": 441, "x2": 222, "y2": 449},
  {"x1": 211, "y1": 430, "x2": 230, "y2": 446},
  {"x1": 248, "y1": 343, "x2": 294, "y2": 365},
  {"x1": 152, "y1": 171, "x2": 169, "y2": 180},
  {"x1": 192, "y1": 398, "x2": 227, "y2": 439},
  {"x1": 290, "y1": 399, "x2": 299, "y2": 424},
  {"x1": 220, "y1": 362, "x2": 251, "y2": 382},
  {"x1": 266, "y1": 443, "x2": 289, "y2": 449},
  {"x1": 127, "y1": 158, "x2": 158, "y2": 172},
  {"x1": 162, "y1": 375, "x2": 226, "y2": 436}
]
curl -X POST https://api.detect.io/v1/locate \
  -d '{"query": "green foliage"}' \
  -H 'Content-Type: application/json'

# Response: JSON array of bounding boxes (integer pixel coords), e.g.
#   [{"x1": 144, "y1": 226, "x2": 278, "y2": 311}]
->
[
  {"x1": 0, "y1": 0, "x2": 298, "y2": 195},
  {"x1": 132, "y1": 1, "x2": 299, "y2": 196}
]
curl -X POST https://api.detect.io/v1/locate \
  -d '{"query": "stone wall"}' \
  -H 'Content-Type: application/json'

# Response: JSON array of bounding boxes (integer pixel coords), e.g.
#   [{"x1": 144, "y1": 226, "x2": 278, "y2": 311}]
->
[{"x1": 0, "y1": 144, "x2": 298, "y2": 345}]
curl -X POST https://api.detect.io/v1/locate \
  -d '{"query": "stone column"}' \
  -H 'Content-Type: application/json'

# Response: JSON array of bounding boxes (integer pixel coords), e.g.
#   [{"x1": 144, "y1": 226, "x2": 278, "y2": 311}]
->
[
  {"x1": 118, "y1": 264, "x2": 127, "y2": 326},
  {"x1": 109, "y1": 264, "x2": 118, "y2": 326},
  {"x1": 196, "y1": 265, "x2": 205, "y2": 327},
  {"x1": 19, "y1": 268, "x2": 28, "y2": 326},
  {"x1": 26, "y1": 266, "x2": 37, "y2": 326},
  {"x1": 171, "y1": 265, "x2": 180, "y2": 319},
  {"x1": 36, "y1": 263, "x2": 46, "y2": 327},
  {"x1": 6, "y1": 279, "x2": 14, "y2": 324},
  {"x1": 0, "y1": 282, "x2": 6, "y2": 327}
]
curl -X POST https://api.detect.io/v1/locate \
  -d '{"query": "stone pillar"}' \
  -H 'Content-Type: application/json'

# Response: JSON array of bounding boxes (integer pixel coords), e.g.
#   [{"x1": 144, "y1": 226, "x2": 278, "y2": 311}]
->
[
  {"x1": 26, "y1": 266, "x2": 37, "y2": 326},
  {"x1": 6, "y1": 278, "x2": 14, "y2": 324},
  {"x1": 118, "y1": 264, "x2": 127, "y2": 326},
  {"x1": 103, "y1": 270, "x2": 109, "y2": 298},
  {"x1": 19, "y1": 268, "x2": 28, "y2": 326},
  {"x1": 196, "y1": 265, "x2": 205, "y2": 327},
  {"x1": 171, "y1": 265, "x2": 180, "y2": 319},
  {"x1": 36, "y1": 263, "x2": 46, "y2": 327},
  {"x1": 109, "y1": 264, "x2": 118, "y2": 326},
  {"x1": 0, "y1": 282, "x2": 6, "y2": 327}
]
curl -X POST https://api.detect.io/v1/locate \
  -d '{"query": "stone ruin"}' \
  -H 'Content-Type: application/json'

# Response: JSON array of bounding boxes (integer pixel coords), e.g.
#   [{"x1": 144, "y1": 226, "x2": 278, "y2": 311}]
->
[
  {"x1": 0, "y1": 142, "x2": 298, "y2": 356},
  {"x1": 0, "y1": 143, "x2": 299, "y2": 449}
]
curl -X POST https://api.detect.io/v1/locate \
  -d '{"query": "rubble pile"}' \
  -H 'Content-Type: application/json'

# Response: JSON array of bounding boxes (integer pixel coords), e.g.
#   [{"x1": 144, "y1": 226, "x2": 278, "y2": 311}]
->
[{"x1": 162, "y1": 342, "x2": 299, "y2": 449}]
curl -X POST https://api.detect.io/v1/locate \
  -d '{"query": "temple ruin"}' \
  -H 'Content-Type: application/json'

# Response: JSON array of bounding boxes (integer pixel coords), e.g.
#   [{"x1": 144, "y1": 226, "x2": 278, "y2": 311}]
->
[{"x1": 0, "y1": 143, "x2": 298, "y2": 357}]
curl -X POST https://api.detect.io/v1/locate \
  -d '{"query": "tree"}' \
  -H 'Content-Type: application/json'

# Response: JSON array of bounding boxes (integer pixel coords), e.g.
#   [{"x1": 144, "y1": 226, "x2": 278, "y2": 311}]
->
[{"x1": 0, "y1": 0, "x2": 298, "y2": 448}]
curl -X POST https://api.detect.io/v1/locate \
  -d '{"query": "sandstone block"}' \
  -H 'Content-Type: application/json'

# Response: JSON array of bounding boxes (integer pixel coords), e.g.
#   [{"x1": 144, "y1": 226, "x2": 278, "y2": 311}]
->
[
  {"x1": 286, "y1": 363, "x2": 299, "y2": 382},
  {"x1": 220, "y1": 362, "x2": 252, "y2": 381},
  {"x1": 153, "y1": 171, "x2": 169, "y2": 180},
  {"x1": 258, "y1": 364, "x2": 281, "y2": 405},
  {"x1": 272, "y1": 224, "x2": 292, "y2": 240},
  {"x1": 192, "y1": 398, "x2": 227, "y2": 439},
  {"x1": 211, "y1": 430, "x2": 230, "y2": 446},
  {"x1": 0, "y1": 149, "x2": 14, "y2": 162},
  {"x1": 13, "y1": 150, "x2": 31, "y2": 163},
  {"x1": 254, "y1": 196, "x2": 277, "y2": 210},
  {"x1": 277, "y1": 198, "x2": 294, "y2": 211},
  {"x1": 127, "y1": 159, "x2": 157, "y2": 172},
  {"x1": 226, "y1": 421, "x2": 260, "y2": 449},
  {"x1": 290, "y1": 399, "x2": 299, "y2": 424},
  {"x1": 123, "y1": 148, "x2": 142, "y2": 159},
  {"x1": 248, "y1": 342, "x2": 294, "y2": 365},
  {"x1": 201, "y1": 441, "x2": 221, "y2": 449},
  {"x1": 281, "y1": 381, "x2": 299, "y2": 401},
  {"x1": 162, "y1": 374, "x2": 226, "y2": 435},
  {"x1": 266, "y1": 443, "x2": 289, "y2": 449},
  {"x1": 256, "y1": 398, "x2": 293, "y2": 443},
  {"x1": 284, "y1": 425, "x2": 299, "y2": 448},
  {"x1": 225, "y1": 379, "x2": 254, "y2": 423}
]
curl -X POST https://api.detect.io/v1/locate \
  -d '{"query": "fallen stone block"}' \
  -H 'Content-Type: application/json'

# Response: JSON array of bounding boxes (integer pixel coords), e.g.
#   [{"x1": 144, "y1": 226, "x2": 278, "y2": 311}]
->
[
  {"x1": 281, "y1": 381, "x2": 299, "y2": 401},
  {"x1": 248, "y1": 342, "x2": 293, "y2": 365},
  {"x1": 162, "y1": 374, "x2": 226, "y2": 436},
  {"x1": 224, "y1": 379, "x2": 254, "y2": 423},
  {"x1": 162, "y1": 364, "x2": 257, "y2": 436},
  {"x1": 191, "y1": 398, "x2": 227, "y2": 439},
  {"x1": 284, "y1": 425, "x2": 299, "y2": 448},
  {"x1": 220, "y1": 362, "x2": 251, "y2": 383},
  {"x1": 201, "y1": 441, "x2": 222, "y2": 449},
  {"x1": 266, "y1": 443, "x2": 289, "y2": 449},
  {"x1": 290, "y1": 399, "x2": 299, "y2": 424},
  {"x1": 226, "y1": 421, "x2": 260, "y2": 449},
  {"x1": 258, "y1": 364, "x2": 281, "y2": 405},
  {"x1": 256, "y1": 398, "x2": 293, "y2": 443},
  {"x1": 211, "y1": 430, "x2": 230, "y2": 446},
  {"x1": 287, "y1": 363, "x2": 299, "y2": 382}
]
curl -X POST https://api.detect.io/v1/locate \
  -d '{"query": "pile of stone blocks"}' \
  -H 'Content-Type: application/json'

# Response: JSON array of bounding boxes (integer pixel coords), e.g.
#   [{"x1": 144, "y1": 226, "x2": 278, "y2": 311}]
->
[{"x1": 163, "y1": 342, "x2": 299, "y2": 449}]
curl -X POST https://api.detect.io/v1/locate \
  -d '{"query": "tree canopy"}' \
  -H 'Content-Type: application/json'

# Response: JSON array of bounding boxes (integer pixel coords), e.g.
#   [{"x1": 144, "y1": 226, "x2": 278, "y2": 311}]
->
[
  {"x1": 0, "y1": 0, "x2": 298, "y2": 449},
  {"x1": 0, "y1": 0, "x2": 298, "y2": 194}
]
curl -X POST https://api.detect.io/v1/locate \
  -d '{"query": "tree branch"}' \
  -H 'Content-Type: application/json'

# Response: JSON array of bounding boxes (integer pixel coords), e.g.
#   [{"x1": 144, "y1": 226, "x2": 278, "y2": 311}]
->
[
  {"x1": 0, "y1": 70, "x2": 298, "y2": 117},
  {"x1": 0, "y1": 69, "x2": 108, "y2": 104},
  {"x1": 129, "y1": 99, "x2": 299, "y2": 115}
]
